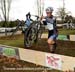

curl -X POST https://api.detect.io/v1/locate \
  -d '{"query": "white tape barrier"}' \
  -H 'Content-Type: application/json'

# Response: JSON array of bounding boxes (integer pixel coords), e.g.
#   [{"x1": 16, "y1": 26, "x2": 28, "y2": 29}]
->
[
  {"x1": 0, "y1": 31, "x2": 22, "y2": 37},
  {"x1": 41, "y1": 34, "x2": 75, "y2": 41},
  {"x1": 70, "y1": 35, "x2": 75, "y2": 41},
  {"x1": 0, "y1": 45, "x2": 75, "y2": 71},
  {"x1": 41, "y1": 34, "x2": 48, "y2": 38}
]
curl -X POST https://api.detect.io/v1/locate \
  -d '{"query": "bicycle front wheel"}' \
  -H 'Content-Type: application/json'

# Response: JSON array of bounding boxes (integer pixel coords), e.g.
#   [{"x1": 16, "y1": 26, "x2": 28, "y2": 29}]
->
[{"x1": 24, "y1": 26, "x2": 37, "y2": 48}]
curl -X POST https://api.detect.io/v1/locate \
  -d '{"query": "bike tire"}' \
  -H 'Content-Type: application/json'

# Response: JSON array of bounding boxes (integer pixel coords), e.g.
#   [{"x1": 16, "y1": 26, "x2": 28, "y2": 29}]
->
[{"x1": 24, "y1": 25, "x2": 37, "y2": 48}]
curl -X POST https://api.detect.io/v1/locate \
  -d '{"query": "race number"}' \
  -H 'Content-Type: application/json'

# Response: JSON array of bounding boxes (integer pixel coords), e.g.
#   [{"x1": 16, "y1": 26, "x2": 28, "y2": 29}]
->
[{"x1": 46, "y1": 23, "x2": 54, "y2": 30}]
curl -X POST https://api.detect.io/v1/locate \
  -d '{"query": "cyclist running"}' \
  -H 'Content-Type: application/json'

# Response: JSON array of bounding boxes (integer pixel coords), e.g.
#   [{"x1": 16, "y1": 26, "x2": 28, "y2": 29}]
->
[{"x1": 41, "y1": 7, "x2": 58, "y2": 53}]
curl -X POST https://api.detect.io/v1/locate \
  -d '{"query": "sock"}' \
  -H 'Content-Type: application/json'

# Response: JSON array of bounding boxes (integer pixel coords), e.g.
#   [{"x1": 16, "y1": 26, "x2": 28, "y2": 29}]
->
[{"x1": 49, "y1": 43, "x2": 57, "y2": 53}]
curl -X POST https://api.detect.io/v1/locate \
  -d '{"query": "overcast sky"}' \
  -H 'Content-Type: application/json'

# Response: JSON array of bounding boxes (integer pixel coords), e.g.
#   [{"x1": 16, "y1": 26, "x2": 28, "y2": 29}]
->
[{"x1": 9, "y1": 0, "x2": 75, "y2": 20}]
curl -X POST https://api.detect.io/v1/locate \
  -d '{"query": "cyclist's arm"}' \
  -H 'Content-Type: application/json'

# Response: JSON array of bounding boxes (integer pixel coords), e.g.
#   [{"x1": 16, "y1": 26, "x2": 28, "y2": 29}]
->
[
  {"x1": 30, "y1": 19, "x2": 33, "y2": 21},
  {"x1": 40, "y1": 16, "x2": 45, "y2": 20},
  {"x1": 40, "y1": 16, "x2": 47, "y2": 25}
]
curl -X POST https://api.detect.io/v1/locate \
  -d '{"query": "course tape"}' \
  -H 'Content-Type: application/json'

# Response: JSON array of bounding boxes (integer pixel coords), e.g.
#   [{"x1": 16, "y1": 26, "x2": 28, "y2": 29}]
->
[{"x1": 41, "y1": 34, "x2": 75, "y2": 41}]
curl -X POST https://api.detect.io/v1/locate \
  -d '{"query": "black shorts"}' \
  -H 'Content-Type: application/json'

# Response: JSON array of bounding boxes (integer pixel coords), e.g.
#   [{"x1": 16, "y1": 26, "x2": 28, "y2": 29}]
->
[
  {"x1": 48, "y1": 30, "x2": 58, "y2": 40},
  {"x1": 48, "y1": 30, "x2": 54, "y2": 38}
]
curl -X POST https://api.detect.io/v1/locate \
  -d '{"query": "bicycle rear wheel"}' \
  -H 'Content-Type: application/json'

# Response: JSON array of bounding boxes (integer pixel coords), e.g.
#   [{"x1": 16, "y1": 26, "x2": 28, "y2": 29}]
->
[{"x1": 24, "y1": 26, "x2": 37, "y2": 48}]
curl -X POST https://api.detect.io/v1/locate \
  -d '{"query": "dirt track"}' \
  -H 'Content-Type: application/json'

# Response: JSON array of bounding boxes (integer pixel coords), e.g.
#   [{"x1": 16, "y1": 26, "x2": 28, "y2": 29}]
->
[
  {"x1": 27, "y1": 39, "x2": 75, "y2": 57},
  {"x1": 0, "y1": 34, "x2": 75, "y2": 57}
]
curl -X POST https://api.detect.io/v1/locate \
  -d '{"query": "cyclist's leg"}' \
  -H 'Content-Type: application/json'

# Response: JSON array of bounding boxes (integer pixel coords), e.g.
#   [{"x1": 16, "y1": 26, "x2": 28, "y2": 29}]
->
[{"x1": 47, "y1": 31, "x2": 58, "y2": 53}]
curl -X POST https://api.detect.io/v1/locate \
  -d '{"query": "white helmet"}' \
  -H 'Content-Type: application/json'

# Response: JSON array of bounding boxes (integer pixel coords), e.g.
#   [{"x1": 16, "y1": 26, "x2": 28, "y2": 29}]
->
[{"x1": 46, "y1": 7, "x2": 54, "y2": 12}]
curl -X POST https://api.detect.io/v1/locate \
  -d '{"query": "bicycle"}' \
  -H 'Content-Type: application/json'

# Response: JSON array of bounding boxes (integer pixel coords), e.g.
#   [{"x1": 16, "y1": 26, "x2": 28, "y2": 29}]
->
[
  {"x1": 24, "y1": 15, "x2": 45, "y2": 48},
  {"x1": 11, "y1": 13, "x2": 45, "y2": 48}
]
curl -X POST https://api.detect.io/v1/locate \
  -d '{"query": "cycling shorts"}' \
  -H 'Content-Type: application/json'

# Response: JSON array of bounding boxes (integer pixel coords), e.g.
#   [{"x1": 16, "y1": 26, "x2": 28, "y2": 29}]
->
[{"x1": 48, "y1": 30, "x2": 58, "y2": 40}]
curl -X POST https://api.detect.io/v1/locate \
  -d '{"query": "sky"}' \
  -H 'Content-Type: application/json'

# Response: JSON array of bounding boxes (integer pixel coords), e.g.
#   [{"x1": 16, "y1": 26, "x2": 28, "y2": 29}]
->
[{"x1": 9, "y1": 0, "x2": 75, "y2": 20}]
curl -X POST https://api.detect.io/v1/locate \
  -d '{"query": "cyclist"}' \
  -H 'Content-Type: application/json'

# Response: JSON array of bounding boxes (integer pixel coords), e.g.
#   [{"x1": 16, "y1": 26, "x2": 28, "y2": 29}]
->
[
  {"x1": 25, "y1": 12, "x2": 32, "y2": 27},
  {"x1": 41, "y1": 7, "x2": 58, "y2": 53},
  {"x1": 24, "y1": 12, "x2": 33, "y2": 32}
]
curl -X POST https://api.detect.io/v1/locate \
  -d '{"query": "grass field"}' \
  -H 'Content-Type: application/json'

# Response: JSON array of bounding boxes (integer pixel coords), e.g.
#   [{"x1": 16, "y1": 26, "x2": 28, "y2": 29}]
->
[{"x1": 58, "y1": 29, "x2": 75, "y2": 35}]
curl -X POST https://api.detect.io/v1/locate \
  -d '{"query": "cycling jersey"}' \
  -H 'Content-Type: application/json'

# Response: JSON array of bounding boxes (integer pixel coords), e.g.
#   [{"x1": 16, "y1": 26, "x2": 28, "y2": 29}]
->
[
  {"x1": 25, "y1": 18, "x2": 31, "y2": 27},
  {"x1": 45, "y1": 15, "x2": 57, "y2": 32},
  {"x1": 44, "y1": 15, "x2": 58, "y2": 39}
]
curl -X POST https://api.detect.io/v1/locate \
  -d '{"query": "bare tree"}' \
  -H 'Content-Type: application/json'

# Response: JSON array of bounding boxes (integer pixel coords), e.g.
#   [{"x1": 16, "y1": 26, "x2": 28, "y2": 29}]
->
[
  {"x1": 56, "y1": 7, "x2": 71, "y2": 23},
  {"x1": 0, "y1": 0, "x2": 12, "y2": 35},
  {"x1": 7, "y1": 0, "x2": 12, "y2": 21},
  {"x1": 0, "y1": 0, "x2": 12, "y2": 21},
  {"x1": 36, "y1": 0, "x2": 44, "y2": 16}
]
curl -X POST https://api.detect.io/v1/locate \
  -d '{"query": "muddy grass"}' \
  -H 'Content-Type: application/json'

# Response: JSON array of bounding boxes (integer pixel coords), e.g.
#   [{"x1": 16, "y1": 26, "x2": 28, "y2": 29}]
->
[
  {"x1": 32, "y1": 39, "x2": 75, "y2": 57},
  {"x1": 0, "y1": 34, "x2": 75, "y2": 57},
  {"x1": 0, "y1": 34, "x2": 75, "y2": 72}
]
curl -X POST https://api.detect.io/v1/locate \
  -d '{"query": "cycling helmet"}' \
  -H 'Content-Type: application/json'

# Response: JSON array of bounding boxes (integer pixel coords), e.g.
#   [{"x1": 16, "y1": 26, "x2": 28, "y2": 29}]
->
[{"x1": 46, "y1": 7, "x2": 54, "y2": 12}]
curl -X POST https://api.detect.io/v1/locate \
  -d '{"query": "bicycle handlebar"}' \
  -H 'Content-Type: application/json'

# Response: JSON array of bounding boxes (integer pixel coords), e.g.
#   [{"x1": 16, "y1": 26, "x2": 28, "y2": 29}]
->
[
  {"x1": 31, "y1": 15, "x2": 39, "y2": 19},
  {"x1": 26, "y1": 13, "x2": 41, "y2": 22}
]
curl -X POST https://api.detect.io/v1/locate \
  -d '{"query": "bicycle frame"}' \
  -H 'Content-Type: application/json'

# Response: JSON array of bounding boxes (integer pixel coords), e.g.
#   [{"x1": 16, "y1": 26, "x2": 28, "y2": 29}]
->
[{"x1": 24, "y1": 14, "x2": 45, "y2": 48}]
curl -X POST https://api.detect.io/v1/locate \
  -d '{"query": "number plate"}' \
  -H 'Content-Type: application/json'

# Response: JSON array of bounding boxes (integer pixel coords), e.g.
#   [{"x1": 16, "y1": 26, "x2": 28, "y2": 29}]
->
[{"x1": 46, "y1": 23, "x2": 54, "y2": 30}]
